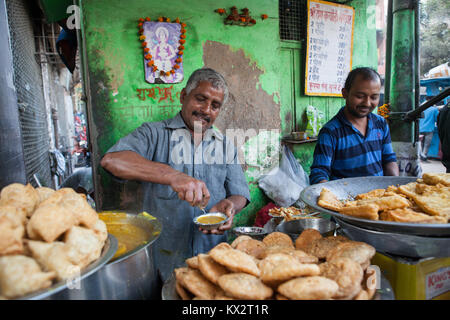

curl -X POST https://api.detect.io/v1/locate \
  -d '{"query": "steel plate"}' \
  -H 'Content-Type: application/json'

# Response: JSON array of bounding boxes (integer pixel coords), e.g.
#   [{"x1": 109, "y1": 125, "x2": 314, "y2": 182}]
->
[
  {"x1": 21, "y1": 234, "x2": 118, "y2": 300},
  {"x1": 337, "y1": 218, "x2": 450, "y2": 258},
  {"x1": 300, "y1": 176, "x2": 450, "y2": 236},
  {"x1": 161, "y1": 271, "x2": 395, "y2": 300}
]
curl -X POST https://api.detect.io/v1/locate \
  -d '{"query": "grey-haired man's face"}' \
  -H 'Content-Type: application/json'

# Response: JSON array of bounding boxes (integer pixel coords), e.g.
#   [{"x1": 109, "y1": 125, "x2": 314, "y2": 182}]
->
[{"x1": 180, "y1": 80, "x2": 224, "y2": 133}]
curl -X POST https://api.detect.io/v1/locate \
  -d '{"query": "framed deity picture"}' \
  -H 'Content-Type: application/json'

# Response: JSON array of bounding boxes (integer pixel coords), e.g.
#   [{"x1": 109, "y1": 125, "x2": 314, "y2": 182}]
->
[{"x1": 139, "y1": 18, "x2": 185, "y2": 84}]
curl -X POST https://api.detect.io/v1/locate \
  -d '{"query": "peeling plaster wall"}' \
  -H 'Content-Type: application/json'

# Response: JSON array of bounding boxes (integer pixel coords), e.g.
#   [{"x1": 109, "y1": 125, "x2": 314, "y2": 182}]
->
[{"x1": 80, "y1": 0, "x2": 377, "y2": 227}]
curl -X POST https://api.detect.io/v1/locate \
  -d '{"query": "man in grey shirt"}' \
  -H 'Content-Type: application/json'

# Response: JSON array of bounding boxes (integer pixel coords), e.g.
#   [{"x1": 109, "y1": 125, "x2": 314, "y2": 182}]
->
[{"x1": 101, "y1": 68, "x2": 250, "y2": 281}]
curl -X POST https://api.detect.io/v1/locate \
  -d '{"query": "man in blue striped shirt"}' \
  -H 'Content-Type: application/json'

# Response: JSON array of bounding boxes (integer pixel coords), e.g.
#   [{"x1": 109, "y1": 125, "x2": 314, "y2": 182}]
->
[{"x1": 309, "y1": 67, "x2": 399, "y2": 184}]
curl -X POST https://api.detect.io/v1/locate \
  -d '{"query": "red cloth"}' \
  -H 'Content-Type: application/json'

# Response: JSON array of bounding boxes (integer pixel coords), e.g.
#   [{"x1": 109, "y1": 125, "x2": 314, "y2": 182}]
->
[{"x1": 254, "y1": 202, "x2": 279, "y2": 227}]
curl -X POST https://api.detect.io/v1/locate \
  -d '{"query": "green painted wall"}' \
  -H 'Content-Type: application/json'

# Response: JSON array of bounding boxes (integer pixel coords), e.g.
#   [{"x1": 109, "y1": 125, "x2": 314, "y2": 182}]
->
[{"x1": 79, "y1": 0, "x2": 377, "y2": 228}]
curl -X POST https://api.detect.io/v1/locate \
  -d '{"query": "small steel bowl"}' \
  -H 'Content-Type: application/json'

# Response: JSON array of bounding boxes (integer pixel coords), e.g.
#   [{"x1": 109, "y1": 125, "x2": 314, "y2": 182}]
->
[
  {"x1": 276, "y1": 218, "x2": 336, "y2": 240},
  {"x1": 233, "y1": 226, "x2": 268, "y2": 240},
  {"x1": 193, "y1": 212, "x2": 229, "y2": 231}
]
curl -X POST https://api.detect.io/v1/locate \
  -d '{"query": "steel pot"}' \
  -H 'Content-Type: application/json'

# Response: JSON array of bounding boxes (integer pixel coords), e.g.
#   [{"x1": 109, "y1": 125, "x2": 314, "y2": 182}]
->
[{"x1": 42, "y1": 213, "x2": 162, "y2": 300}]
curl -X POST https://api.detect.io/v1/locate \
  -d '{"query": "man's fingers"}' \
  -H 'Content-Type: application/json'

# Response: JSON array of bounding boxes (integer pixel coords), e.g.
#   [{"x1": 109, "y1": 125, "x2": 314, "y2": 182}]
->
[
  {"x1": 185, "y1": 189, "x2": 194, "y2": 204},
  {"x1": 201, "y1": 184, "x2": 210, "y2": 207}
]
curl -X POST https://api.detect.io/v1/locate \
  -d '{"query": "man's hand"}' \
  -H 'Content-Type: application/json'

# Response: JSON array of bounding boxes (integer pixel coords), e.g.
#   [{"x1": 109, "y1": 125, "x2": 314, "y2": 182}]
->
[
  {"x1": 199, "y1": 199, "x2": 235, "y2": 235},
  {"x1": 168, "y1": 171, "x2": 210, "y2": 208}
]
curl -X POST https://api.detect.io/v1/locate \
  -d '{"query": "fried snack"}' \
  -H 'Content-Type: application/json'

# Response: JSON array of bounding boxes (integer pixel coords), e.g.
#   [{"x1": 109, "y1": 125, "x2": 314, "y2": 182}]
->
[
  {"x1": 214, "y1": 293, "x2": 235, "y2": 300},
  {"x1": 64, "y1": 226, "x2": 104, "y2": 268},
  {"x1": 355, "y1": 189, "x2": 386, "y2": 200},
  {"x1": 209, "y1": 243, "x2": 260, "y2": 277},
  {"x1": 259, "y1": 245, "x2": 296, "y2": 259},
  {"x1": 319, "y1": 257, "x2": 364, "y2": 299},
  {"x1": 354, "y1": 195, "x2": 410, "y2": 211},
  {"x1": 0, "y1": 255, "x2": 55, "y2": 299},
  {"x1": 230, "y1": 235, "x2": 252, "y2": 248},
  {"x1": 235, "y1": 239, "x2": 267, "y2": 259},
  {"x1": 27, "y1": 241, "x2": 80, "y2": 280},
  {"x1": 262, "y1": 232, "x2": 294, "y2": 248},
  {"x1": 0, "y1": 204, "x2": 27, "y2": 224},
  {"x1": 339, "y1": 204, "x2": 380, "y2": 220},
  {"x1": 35, "y1": 187, "x2": 55, "y2": 204},
  {"x1": 326, "y1": 241, "x2": 375, "y2": 270},
  {"x1": 175, "y1": 280, "x2": 193, "y2": 300},
  {"x1": 362, "y1": 265, "x2": 377, "y2": 299},
  {"x1": 197, "y1": 254, "x2": 229, "y2": 285},
  {"x1": 317, "y1": 188, "x2": 343, "y2": 212},
  {"x1": 269, "y1": 206, "x2": 304, "y2": 221},
  {"x1": 217, "y1": 273, "x2": 273, "y2": 300},
  {"x1": 186, "y1": 256, "x2": 199, "y2": 269},
  {"x1": 175, "y1": 267, "x2": 218, "y2": 300},
  {"x1": 0, "y1": 207, "x2": 25, "y2": 255},
  {"x1": 398, "y1": 182, "x2": 419, "y2": 198},
  {"x1": 354, "y1": 289, "x2": 370, "y2": 300},
  {"x1": 26, "y1": 204, "x2": 76, "y2": 242},
  {"x1": 91, "y1": 219, "x2": 108, "y2": 243},
  {"x1": 290, "y1": 250, "x2": 319, "y2": 264},
  {"x1": 306, "y1": 236, "x2": 350, "y2": 259},
  {"x1": 380, "y1": 208, "x2": 447, "y2": 224},
  {"x1": 0, "y1": 183, "x2": 39, "y2": 217},
  {"x1": 276, "y1": 293, "x2": 289, "y2": 300},
  {"x1": 259, "y1": 253, "x2": 320, "y2": 286},
  {"x1": 422, "y1": 173, "x2": 450, "y2": 186},
  {"x1": 278, "y1": 276, "x2": 339, "y2": 300},
  {"x1": 295, "y1": 229, "x2": 323, "y2": 251},
  {"x1": 58, "y1": 192, "x2": 99, "y2": 229}
]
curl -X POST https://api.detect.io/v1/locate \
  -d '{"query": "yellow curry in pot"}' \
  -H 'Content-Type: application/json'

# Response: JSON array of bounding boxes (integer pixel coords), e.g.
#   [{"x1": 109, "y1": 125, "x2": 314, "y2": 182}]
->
[{"x1": 99, "y1": 212, "x2": 149, "y2": 261}]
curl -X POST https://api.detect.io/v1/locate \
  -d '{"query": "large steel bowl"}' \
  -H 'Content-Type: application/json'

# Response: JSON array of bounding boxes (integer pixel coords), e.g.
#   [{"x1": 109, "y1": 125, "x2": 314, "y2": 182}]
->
[
  {"x1": 300, "y1": 176, "x2": 450, "y2": 236},
  {"x1": 22, "y1": 234, "x2": 118, "y2": 300},
  {"x1": 40, "y1": 212, "x2": 162, "y2": 300}
]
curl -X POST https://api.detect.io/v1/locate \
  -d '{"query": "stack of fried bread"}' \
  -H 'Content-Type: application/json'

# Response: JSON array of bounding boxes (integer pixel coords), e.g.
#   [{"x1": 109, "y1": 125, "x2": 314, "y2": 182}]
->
[
  {"x1": 317, "y1": 173, "x2": 450, "y2": 223},
  {"x1": 268, "y1": 206, "x2": 305, "y2": 221},
  {"x1": 0, "y1": 183, "x2": 108, "y2": 299},
  {"x1": 174, "y1": 230, "x2": 377, "y2": 300}
]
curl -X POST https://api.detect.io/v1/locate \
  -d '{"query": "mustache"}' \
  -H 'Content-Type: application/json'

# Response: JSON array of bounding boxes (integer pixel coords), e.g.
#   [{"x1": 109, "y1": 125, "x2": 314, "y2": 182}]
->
[{"x1": 192, "y1": 111, "x2": 211, "y2": 123}]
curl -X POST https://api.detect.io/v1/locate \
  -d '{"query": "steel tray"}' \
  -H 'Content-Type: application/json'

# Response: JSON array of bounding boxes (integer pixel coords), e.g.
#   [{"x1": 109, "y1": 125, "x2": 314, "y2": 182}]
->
[
  {"x1": 21, "y1": 234, "x2": 118, "y2": 300},
  {"x1": 336, "y1": 218, "x2": 450, "y2": 258},
  {"x1": 300, "y1": 176, "x2": 450, "y2": 236},
  {"x1": 161, "y1": 271, "x2": 395, "y2": 300}
]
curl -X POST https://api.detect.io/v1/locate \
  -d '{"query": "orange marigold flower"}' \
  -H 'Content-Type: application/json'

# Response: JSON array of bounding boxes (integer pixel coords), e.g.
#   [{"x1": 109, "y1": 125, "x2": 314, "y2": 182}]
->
[
  {"x1": 175, "y1": 58, "x2": 182, "y2": 63},
  {"x1": 240, "y1": 17, "x2": 246, "y2": 22},
  {"x1": 138, "y1": 18, "x2": 144, "y2": 22},
  {"x1": 181, "y1": 28, "x2": 186, "y2": 34},
  {"x1": 181, "y1": 23, "x2": 187, "y2": 28},
  {"x1": 145, "y1": 54, "x2": 152, "y2": 60},
  {"x1": 180, "y1": 34, "x2": 186, "y2": 39},
  {"x1": 138, "y1": 22, "x2": 143, "y2": 27},
  {"x1": 158, "y1": 17, "x2": 163, "y2": 22},
  {"x1": 152, "y1": 66, "x2": 158, "y2": 72},
  {"x1": 170, "y1": 69, "x2": 175, "y2": 74},
  {"x1": 139, "y1": 35, "x2": 146, "y2": 40},
  {"x1": 147, "y1": 61, "x2": 154, "y2": 67},
  {"x1": 166, "y1": 18, "x2": 171, "y2": 22},
  {"x1": 250, "y1": 19, "x2": 256, "y2": 24},
  {"x1": 174, "y1": 64, "x2": 180, "y2": 69},
  {"x1": 160, "y1": 70, "x2": 165, "y2": 76},
  {"x1": 178, "y1": 51, "x2": 184, "y2": 55},
  {"x1": 139, "y1": 28, "x2": 144, "y2": 34},
  {"x1": 165, "y1": 71, "x2": 170, "y2": 76},
  {"x1": 141, "y1": 41, "x2": 147, "y2": 47},
  {"x1": 144, "y1": 47, "x2": 150, "y2": 53},
  {"x1": 175, "y1": 18, "x2": 180, "y2": 23},
  {"x1": 261, "y1": 14, "x2": 268, "y2": 20},
  {"x1": 178, "y1": 45, "x2": 185, "y2": 50},
  {"x1": 179, "y1": 39, "x2": 185, "y2": 44},
  {"x1": 145, "y1": 17, "x2": 151, "y2": 21}
]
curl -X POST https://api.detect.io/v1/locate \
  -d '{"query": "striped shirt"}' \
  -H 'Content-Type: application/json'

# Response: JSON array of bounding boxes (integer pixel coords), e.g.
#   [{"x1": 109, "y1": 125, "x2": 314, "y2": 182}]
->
[{"x1": 309, "y1": 107, "x2": 397, "y2": 184}]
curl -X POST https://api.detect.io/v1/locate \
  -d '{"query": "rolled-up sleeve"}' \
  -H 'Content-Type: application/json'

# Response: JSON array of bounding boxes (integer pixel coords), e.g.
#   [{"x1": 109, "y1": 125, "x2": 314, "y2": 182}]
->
[
  {"x1": 309, "y1": 128, "x2": 335, "y2": 184},
  {"x1": 105, "y1": 123, "x2": 156, "y2": 159}
]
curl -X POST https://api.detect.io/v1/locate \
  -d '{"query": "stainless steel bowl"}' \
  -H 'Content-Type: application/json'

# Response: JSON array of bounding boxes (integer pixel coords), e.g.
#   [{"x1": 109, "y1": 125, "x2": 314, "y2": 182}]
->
[
  {"x1": 233, "y1": 226, "x2": 268, "y2": 240},
  {"x1": 22, "y1": 234, "x2": 118, "y2": 300},
  {"x1": 38, "y1": 212, "x2": 162, "y2": 300},
  {"x1": 193, "y1": 212, "x2": 229, "y2": 231},
  {"x1": 336, "y1": 218, "x2": 450, "y2": 258},
  {"x1": 276, "y1": 218, "x2": 336, "y2": 240}
]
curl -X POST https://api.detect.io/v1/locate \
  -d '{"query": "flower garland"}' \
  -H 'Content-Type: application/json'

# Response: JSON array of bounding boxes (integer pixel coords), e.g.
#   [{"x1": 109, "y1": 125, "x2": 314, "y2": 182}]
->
[{"x1": 137, "y1": 17, "x2": 186, "y2": 77}]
